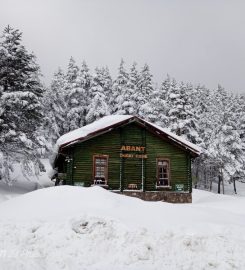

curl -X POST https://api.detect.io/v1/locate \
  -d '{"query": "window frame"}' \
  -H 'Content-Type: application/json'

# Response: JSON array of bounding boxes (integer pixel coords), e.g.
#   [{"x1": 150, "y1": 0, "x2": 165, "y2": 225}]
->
[
  {"x1": 156, "y1": 158, "x2": 171, "y2": 187},
  {"x1": 93, "y1": 155, "x2": 109, "y2": 186}
]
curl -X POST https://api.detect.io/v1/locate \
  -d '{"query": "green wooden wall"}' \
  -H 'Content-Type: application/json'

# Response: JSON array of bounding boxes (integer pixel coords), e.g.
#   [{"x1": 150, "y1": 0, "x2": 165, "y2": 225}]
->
[{"x1": 63, "y1": 122, "x2": 192, "y2": 192}]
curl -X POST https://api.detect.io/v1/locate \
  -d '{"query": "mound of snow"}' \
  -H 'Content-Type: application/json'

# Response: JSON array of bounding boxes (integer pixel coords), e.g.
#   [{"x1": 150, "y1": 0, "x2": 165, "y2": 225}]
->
[{"x1": 0, "y1": 187, "x2": 244, "y2": 270}]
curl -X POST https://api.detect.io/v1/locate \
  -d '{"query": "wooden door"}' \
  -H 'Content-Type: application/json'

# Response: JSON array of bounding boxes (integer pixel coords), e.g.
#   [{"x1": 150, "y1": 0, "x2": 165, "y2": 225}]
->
[{"x1": 123, "y1": 158, "x2": 144, "y2": 190}]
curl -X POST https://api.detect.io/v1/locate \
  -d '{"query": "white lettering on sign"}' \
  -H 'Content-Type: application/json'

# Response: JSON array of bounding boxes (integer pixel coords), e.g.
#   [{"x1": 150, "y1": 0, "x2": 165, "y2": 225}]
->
[{"x1": 120, "y1": 153, "x2": 148, "y2": 159}]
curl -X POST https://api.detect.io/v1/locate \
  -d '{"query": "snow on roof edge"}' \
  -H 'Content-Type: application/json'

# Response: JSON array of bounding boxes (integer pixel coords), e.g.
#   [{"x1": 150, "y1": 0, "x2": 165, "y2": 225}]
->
[
  {"x1": 56, "y1": 115, "x2": 201, "y2": 155},
  {"x1": 56, "y1": 115, "x2": 133, "y2": 147},
  {"x1": 145, "y1": 121, "x2": 202, "y2": 154}
]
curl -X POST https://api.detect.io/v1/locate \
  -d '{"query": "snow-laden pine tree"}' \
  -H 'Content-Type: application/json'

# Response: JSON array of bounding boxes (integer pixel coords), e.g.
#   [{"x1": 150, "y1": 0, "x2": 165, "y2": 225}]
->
[
  {"x1": 236, "y1": 94, "x2": 245, "y2": 151},
  {"x1": 43, "y1": 68, "x2": 67, "y2": 146},
  {"x1": 165, "y1": 79, "x2": 184, "y2": 133},
  {"x1": 117, "y1": 62, "x2": 139, "y2": 115},
  {"x1": 206, "y1": 85, "x2": 229, "y2": 147},
  {"x1": 100, "y1": 66, "x2": 113, "y2": 104},
  {"x1": 0, "y1": 26, "x2": 45, "y2": 183},
  {"x1": 235, "y1": 94, "x2": 245, "y2": 176},
  {"x1": 158, "y1": 75, "x2": 171, "y2": 125},
  {"x1": 67, "y1": 60, "x2": 91, "y2": 128},
  {"x1": 180, "y1": 83, "x2": 203, "y2": 145},
  {"x1": 86, "y1": 67, "x2": 110, "y2": 123},
  {"x1": 140, "y1": 75, "x2": 171, "y2": 126},
  {"x1": 137, "y1": 64, "x2": 154, "y2": 117},
  {"x1": 78, "y1": 61, "x2": 92, "y2": 126},
  {"x1": 63, "y1": 57, "x2": 90, "y2": 132},
  {"x1": 165, "y1": 80, "x2": 202, "y2": 146},
  {"x1": 111, "y1": 59, "x2": 130, "y2": 114},
  {"x1": 207, "y1": 89, "x2": 245, "y2": 181},
  {"x1": 193, "y1": 85, "x2": 213, "y2": 151}
]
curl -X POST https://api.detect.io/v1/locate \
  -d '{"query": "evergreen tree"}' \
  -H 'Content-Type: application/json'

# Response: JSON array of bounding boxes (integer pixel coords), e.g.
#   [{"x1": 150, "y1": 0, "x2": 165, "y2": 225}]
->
[
  {"x1": 207, "y1": 91, "x2": 244, "y2": 180},
  {"x1": 165, "y1": 80, "x2": 202, "y2": 145},
  {"x1": 119, "y1": 62, "x2": 139, "y2": 115},
  {"x1": 157, "y1": 74, "x2": 171, "y2": 126},
  {"x1": 44, "y1": 68, "x2": 67, "y2": 144},
  {"x1": 100, "y1": 66, "x2": 113, "y2": 103},
  {"x1": 237, "y1": 94, "x2": 245, "y2": 149},
  {"x1": 66, "y1": 60, "x2": 92, "y2": 130},
  {"x1": 165, "y1": 79, "x2": 183, "y2": 132},
  {"x1": 78, "y1": 60, "x2": 92, "y2": 126},
  {"x1": 180, "y1": 83, "x2": 203, "y2": 145},
  {"x1": 63, "y1": 57, "x2": 86, "y2": 132},
  {"x1": 111, "y1": 59, "x2": 130, "y2": 114},
  {"x1": 137, "y1": 64, "x2": 154, "y2": 116},
  {"x1": 141, "y1": 75, "x2": 171, "y2": 126},
  {"x1": 86, "y1": 67, "x2": 110, "y2": 123},
  {"x1": 0, "y1": 26, "x2": 45, "y2": 183},
  {"x1": 194, "y1": 85, "x2": 212, "y2": 150}
]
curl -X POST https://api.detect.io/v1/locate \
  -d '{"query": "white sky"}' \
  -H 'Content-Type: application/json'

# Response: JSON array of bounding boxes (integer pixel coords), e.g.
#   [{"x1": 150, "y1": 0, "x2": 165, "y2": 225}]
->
[{"x1": 0, "y1": 0, "x2": 244, "y2": 93}]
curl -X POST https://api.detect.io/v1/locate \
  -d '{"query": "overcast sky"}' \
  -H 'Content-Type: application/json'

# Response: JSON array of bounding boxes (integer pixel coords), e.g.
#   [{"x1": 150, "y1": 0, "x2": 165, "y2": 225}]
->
[{"x1": 0, "y1": 0, "x2": 244, "y2": 93}]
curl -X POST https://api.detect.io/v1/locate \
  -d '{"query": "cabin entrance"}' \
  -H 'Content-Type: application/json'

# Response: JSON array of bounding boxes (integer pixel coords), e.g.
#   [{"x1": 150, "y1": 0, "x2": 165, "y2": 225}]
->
[{"x1": 123, "y1": 158, "x2": 144, "y2": 190}]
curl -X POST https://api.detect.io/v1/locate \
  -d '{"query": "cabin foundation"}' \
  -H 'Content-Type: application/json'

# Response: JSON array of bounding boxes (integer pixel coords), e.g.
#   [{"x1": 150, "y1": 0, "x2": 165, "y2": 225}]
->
[{"x1": 114, "y1": 191, "x2": 192, "y2": 203}]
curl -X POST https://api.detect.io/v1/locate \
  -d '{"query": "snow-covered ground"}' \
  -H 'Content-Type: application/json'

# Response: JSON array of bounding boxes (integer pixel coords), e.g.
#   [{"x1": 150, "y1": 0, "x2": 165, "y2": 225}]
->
[
  {"x1": 0, "y1": 159, "x2": 54, "y2": 203},
  {"x1": 0, "y1": 184, "x2": 244, "y2": 270}
]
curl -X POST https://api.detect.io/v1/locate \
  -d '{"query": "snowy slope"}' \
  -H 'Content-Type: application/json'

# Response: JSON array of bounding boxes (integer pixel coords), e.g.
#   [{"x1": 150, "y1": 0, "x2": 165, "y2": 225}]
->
[{"x1": 0, "y1": 186, "x2": 244, "y2": 270}]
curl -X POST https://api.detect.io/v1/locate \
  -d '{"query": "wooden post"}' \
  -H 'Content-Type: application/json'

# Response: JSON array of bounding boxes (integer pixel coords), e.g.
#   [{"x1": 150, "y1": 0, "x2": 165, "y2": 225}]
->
[
  {"x1": 141, "y1": 157, "x2": 144, "y2": 191},
  {"x1": 188, "y1": 155, "x2": 192, "y2": 193},
  {"x1": 119, "y1": 127, "x2": 124, "y2": 192},
  {"x1": 71, "y1": 147, "x2": 74, "y2": 186}
]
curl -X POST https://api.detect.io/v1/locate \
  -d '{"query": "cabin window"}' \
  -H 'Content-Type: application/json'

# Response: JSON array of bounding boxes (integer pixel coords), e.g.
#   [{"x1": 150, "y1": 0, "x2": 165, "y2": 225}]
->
[
  {"x1": 93, "y1": 155, "x2": 108, "y2": 185},
  {"x1": 157, "y1": 159, "x2": 170, "y2": 186}
]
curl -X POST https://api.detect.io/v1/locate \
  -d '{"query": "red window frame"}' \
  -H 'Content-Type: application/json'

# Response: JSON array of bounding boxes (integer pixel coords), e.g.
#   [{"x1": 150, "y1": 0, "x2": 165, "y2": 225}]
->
[
  {"x1": 156, "y1": 158, "x2": 171, "y2": 187},
  {"x1": 93, "y1": 155, "x2": 109, "y2": 185}
]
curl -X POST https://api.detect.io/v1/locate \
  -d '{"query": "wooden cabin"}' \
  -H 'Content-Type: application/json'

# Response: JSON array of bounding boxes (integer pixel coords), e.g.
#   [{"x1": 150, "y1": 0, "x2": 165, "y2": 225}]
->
[{"x1": 53, "y1": 115, "x2": 201, "y2": 203}]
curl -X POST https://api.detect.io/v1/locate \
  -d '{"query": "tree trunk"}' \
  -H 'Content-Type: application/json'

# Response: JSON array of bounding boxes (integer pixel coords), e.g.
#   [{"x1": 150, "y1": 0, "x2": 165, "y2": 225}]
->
[
  {"x1": 218, "y1": 174, "x2": 221, "y2": 194},
  {"x1": 221, "y1": 171, "x2": 225, "y2": 194},
  {"x1": 232, "y1": 176, "x2": 237, "y2": 194},
  {"x1": 194, "y1": 164, "x2": 198, "y2": 189}
]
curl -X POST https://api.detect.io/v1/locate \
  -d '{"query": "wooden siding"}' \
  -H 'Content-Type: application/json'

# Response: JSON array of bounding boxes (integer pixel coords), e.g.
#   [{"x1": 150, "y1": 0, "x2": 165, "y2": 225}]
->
[
  {"x1": 71, "y1": 129, "x2": 121, "y2": 189},
  {"x1": 64, "y1": 122, "x2": 191, "y2": 192},
  {"x1": 145, "y1": 131, "x2": 189, "y2": 191}
]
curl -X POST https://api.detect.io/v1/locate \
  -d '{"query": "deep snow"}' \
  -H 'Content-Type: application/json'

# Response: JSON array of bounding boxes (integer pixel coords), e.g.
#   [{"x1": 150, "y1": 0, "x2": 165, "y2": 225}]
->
[
  {"x1": 0, "y1": 186, "x2": 244, "y2": 270},
  {"x1": 0, "y1": 159, "x2": 54, "y2": 203}
]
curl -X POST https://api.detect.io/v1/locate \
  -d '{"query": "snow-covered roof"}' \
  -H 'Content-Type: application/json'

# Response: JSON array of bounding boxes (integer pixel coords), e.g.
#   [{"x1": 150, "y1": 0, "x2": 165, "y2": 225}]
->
[
  {"x1": 57, "y1": 115, "x2": 201, "y2": 156},
  {"x1": 57, "y1": 115, "x2": 132, "y2": 147},
  {"x1": 146, "y1": 121, "x2": 202, "y2": 155}
]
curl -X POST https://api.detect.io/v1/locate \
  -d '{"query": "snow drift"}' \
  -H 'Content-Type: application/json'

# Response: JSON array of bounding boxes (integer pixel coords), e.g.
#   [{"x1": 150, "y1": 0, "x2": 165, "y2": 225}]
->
[{"x1": 0, "y1": 186, "x2": 244, "y2": 270}]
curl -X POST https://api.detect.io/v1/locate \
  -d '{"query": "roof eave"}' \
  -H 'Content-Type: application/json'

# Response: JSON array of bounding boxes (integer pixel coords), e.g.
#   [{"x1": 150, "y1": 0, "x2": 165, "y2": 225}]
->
[
  {"x1": 134, "y1": 117, "x2": 201, "y2": 157},
  {"x1": 58, "y1": 115, "x2": 201, "y2": 157},
  {"x1": 59, "y1": 116, "x2": 136, "y2": 150}
]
